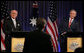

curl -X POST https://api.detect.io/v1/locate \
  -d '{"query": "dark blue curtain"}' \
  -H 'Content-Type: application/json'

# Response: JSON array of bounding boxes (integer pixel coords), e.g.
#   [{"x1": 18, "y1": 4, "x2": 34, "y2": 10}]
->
[
  {"x1": 56, "y1": 1, "x2": 83, "y2": 32},
  {"x1": 7, "y1": 1, "x2": 49, "y2": 31},
  {"x1": 7, "y1": 1, "x2": 83, "y2": 32}
]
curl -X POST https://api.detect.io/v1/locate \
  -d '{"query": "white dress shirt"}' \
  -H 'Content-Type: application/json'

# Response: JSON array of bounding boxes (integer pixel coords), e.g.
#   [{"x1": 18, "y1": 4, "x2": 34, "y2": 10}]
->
[
  {"x1": 11, "y1": 17, "x2": 16, "y2": 28},
  {"x1": 69, "y1": 17, "x2": 74, "y2": 24}
]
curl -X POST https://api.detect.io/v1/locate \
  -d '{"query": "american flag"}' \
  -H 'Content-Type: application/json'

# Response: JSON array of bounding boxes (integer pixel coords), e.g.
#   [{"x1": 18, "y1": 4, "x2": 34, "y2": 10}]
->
[
  {"x1": 1, "y1": 1, "x2": 9, "y2": 51},
  {"x1": 1, "y1": 1, "x2": 61, "y2": 52},
  {"x1": 45, "y1": 1, "x2": 60, "y2": 52}
]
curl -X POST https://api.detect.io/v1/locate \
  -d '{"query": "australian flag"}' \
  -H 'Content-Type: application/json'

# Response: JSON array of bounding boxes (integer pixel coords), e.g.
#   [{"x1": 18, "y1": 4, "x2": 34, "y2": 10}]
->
[
  {"x1": 29, "y1": 1, "x2": 39, "y2": 31},
  {"x1": 29, "y1": 1, "x2": 61, "y2": 52}
]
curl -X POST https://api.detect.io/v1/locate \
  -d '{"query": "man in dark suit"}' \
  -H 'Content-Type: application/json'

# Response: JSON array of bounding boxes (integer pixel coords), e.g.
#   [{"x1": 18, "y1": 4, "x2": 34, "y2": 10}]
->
[
  {"x1": 23, "y1": 18, "x2": 53, "y2": 52},
  {"x1": 59, "y1": 9, "x2": 81, "y2": 35},
  {"x1": 2, "y1": 10, "x2": 22, "y2": 52},
  {"x1": 59, "y1": 9, "x2": 81, "y2": 52}
]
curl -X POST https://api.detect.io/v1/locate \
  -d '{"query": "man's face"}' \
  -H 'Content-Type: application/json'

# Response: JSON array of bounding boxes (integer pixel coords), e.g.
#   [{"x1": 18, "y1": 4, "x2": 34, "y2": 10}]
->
[
  {"x1": 70, "y1": 10, "x2": 77, "y2": 19},
  {"x1": 10, "y1": 10, "x2": 18, "y2": 19}
]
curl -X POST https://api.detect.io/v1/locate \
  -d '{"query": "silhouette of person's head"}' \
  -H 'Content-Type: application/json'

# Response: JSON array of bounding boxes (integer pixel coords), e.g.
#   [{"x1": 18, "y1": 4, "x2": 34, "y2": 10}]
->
[
  {"x1": 36, "y1": 18, "x2": 46, "y2": 30},
  {"x1": 75, "y1": 47, "x2": 83, "y2": 52}
]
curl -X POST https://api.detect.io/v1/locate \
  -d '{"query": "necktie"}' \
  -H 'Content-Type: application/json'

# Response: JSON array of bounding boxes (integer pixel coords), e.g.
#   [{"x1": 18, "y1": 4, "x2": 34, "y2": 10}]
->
[{"x1": 69, "y1": 18, "x2": 72, "y2": 28}]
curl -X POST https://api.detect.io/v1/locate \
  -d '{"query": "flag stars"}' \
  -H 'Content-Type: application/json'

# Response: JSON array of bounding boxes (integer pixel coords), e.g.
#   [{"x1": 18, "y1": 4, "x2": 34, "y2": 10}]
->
[
  {"x1": 2, "y1": 6, "x2": 3, "y2": 7},
  {"x1": 3, "y1": 3, "x2": 4, "y2": 4},
  {"x1": 1, "y1": 2, "x2": 9, "y2": 19},
  {"x1": 30, "y1": 17, "x2": 37, "y2": 27},
  {"x1": 3, "y1": 13, "x2": 5, "y2": 14},
  {"x1": 4, "y1": 7, "x2": 6, "y2": 8},
  {"x1": 6, "y1": 13, "x2": 8, "y2": 15},
  {"x1": 3, "y1": 10, "x2": 5, "y2": 11},
  {"x1": 2, "y1": 15, "x2": 3, "y2": 17},
  {"x1": 51, "y1": 10, "x2": 52, "y2": 11},
  {"x1": 1, "y1": 9, "x2": 2, "y2": 10}
]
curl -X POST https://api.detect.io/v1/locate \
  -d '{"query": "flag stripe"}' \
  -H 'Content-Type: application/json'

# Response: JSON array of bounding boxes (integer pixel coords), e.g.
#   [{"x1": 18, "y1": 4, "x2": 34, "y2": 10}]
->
[
  {"x1": 46, "y1": 26, "x2": 56, "y2": 47},
  {"x1": 54, "y1": 21, "x2": 58, "y2": 36},
  {"x1": 53, "y1": 22, "x2": 58, "y2": 38},
  {"x1": 1, "y1": 20, "x2": 6, "y2": 51},
  {"x1": 1, "y1": 28, "x2": 5, "y2": 39},
  {"x1": 47, "y1": 22, "x2": 58, "y2": 51},
  {"x1": 46, "y1": 29, "x2": 56, "y2": 52},
  {"x1": 1, "y1": 21, "x2": 5, "y2": 39},
  {"x1": 46, "y1": 17, "x2": 59, "y2": 52},
  {"x1": 53, "y1": 22, "x2": 59, "y2": 51},
  {"x1": 48, "y1": 17, "x2": 58, "y2": 40},
  {"x1": 1, "y1": 36, "x2": 6, "y2": 50},
  {"x1": 1, "y1": 41, "x2": 5, "y2": 50},
  {"x1": 46, "y1": 22, "x2": 58, "y2": 52},
  {"x1": 48, "y1": 17, "x2": 58, "y2": 51},
  {"x1": 1, "y1": 34, "x2": 5, "y2": 43},
  {"x1": 47, "y1": 22, "x2": 57, "y2": 41}
]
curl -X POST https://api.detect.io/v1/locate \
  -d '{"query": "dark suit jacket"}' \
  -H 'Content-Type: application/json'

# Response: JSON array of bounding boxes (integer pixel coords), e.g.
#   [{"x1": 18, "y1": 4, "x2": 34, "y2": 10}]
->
[
  {"x1": 59, "y1": 17, "x2": 81, "y2": 34},
  {"x1": 59, "y1": 17, "x2": 81, "y2": 52},
  {"x1": 3, "y1": 17, "x2": 22, "y2": 35},
  {"x1": 2, "y1": 17, "x2": 22, "y2": 52},
  {"x1": 23, "y1": 30, "x2": 53, "y2": 52}
]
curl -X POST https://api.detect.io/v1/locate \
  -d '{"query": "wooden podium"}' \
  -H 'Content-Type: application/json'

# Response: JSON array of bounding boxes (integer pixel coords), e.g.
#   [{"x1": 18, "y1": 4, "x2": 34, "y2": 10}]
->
[
  {"x1": 10, "y1": 31, "x2": 29, "y2": 52},
  {"x1": 9, "y1": 32, "x2": 83, "y2": 52},
  {"x1": 67, "y1": 37, "x2": 82, "y2": 52},
  {"x1": 61, "y1": 32, "x2": 83, "y2": 52}
]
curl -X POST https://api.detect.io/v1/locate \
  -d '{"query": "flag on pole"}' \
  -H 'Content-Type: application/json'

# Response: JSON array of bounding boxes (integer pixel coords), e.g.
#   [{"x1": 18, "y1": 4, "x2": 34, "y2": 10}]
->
[
  {"x1": 1, "y1": 20, "x2": 6, "y2": 51},
  {"x1": 45, "y1": 1, "x2": 61, "y2": 52},
  {"x1": 29, "y1": 1, "x2": 39, "y2": 31},
  {"x1": 1, "y1": 1, "x2": 9, "y2": 51}
]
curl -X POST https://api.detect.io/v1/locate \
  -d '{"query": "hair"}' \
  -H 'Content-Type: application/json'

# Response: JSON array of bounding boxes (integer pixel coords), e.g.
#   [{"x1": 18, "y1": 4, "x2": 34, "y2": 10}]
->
[
  {"x1": 36, "y1": 18, "x2": 47, "y2": 30},
  {"x1": 70, "y1": 9, "x2": 77, "y2": 13},
  {"x1": 10, "y1": 10, "x2": 18, "y2": 14},
  {"x1": 75, "y1": 47, "x2": 83, "y2": 52}
]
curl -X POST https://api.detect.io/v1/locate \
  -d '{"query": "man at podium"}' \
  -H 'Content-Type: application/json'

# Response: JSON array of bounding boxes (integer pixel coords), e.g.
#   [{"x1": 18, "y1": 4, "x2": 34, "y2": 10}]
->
[
  {"x1": 2, "y1": 10, "x2": 22, "y2": 52},
  {"x1": 23, "y1": 18, "x2": 53, "y2": 52},
  {"x1": 59, "y1": 9, "x2": 81, "y2": 35},
  {"x1": 59, "y1": 9, "x2": 81, "y2": 52}
]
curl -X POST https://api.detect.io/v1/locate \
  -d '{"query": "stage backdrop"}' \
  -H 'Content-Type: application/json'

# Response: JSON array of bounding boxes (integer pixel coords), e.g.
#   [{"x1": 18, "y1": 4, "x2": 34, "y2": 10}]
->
[
  {"x1": 5, "y1": 1, "x2": 83, "y2": 32},
  {"x1": 1, "y1": 1, "x2": 83, "y2": 51}
]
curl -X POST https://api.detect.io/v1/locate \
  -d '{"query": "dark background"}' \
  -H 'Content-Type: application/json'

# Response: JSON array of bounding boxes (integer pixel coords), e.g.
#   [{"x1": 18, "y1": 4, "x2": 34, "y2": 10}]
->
[{"x1": 6, "y1": 1, "x2": 83, "y2": 32}]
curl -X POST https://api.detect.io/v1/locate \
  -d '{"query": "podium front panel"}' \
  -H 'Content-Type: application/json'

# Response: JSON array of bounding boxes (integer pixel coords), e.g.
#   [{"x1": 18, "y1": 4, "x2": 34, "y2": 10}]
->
[
  {"x1": 11, "y1": 37, "x2": 25, "y2": 52},
  {"x1": 67, "y1": 37, "x2": 82, "y2": 52}
]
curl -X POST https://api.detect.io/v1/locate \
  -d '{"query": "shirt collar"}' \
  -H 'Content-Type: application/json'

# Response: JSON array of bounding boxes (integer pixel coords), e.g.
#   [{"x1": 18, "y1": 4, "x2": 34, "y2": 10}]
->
[
  {"x1": 69, "y1": 17, "x2": 74, "y2": 20},
  {"x1": 69, "y1": 17, "x2": 74, "y2": 22},
  {"x1": 11, "y1": 17, "x2": 16, "y2": 21}
]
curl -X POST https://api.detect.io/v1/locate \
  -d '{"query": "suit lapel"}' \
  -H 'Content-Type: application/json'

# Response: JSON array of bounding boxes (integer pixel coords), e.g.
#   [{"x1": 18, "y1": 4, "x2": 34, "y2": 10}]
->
[
  {"x1": 66, "y1": 18, "x2": 69, "y2": 28},
  {"x1": 67, "y1": 18, "x2": 75, "y2": 28},
  {"x1": 16, "y1": 19, "x2": 20, "y2": 28},
  {"x1": 10, "y1": 18, "x2": 16, "y2": 29},
  {"x1": 70, "y1": 19, "x2": 75, "y2": 28}
]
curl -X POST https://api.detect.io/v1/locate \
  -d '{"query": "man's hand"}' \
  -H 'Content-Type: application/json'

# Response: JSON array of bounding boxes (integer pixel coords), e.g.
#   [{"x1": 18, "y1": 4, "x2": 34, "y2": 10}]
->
[{"x1": 61, "y1": 32, "x2": 67, "y2": 35}]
